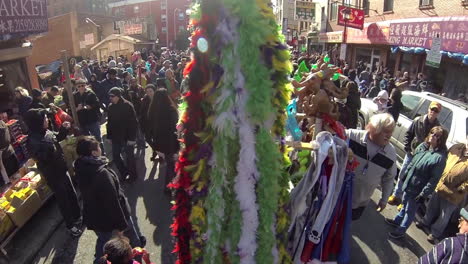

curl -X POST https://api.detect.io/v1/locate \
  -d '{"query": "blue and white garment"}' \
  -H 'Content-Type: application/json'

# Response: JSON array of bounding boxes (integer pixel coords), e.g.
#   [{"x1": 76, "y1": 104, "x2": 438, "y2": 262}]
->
[{"x1": 419, "y1": 233, "x2": 468, "y2": 264}]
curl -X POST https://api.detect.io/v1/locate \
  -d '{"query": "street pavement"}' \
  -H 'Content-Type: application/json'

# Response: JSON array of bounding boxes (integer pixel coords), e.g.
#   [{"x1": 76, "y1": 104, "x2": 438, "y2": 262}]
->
[
  {"x1": 8, "y1": 144, "x2": 433, "y2": 264},
  {"x1": 32, "y1": 146, "x2": 176, "y2": 264}
]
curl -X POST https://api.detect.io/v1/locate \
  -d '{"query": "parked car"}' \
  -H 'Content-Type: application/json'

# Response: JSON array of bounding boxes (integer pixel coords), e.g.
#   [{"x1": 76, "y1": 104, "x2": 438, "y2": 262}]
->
[{"x1": 358, "y1": 91, "x2": 468, "y2": 167}]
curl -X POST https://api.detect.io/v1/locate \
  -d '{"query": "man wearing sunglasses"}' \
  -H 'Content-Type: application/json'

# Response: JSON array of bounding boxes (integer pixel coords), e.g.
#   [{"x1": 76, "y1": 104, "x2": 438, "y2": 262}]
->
[
  {"x1": 419, "y1": 206, "x2": 468, "y2": 263},
  {"x1": 388, "y1": 101, "x2": 442, "y2": 206}
]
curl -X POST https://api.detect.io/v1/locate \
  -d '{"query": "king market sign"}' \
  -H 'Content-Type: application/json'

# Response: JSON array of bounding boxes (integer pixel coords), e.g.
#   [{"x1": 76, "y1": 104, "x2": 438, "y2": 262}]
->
[{"x1": 0, "y1": 0, "x2": 48, "y2": 41}]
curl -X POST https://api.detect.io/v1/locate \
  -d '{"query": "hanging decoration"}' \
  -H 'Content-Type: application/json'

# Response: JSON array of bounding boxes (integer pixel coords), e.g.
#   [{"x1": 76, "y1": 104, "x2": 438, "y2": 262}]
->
[{"x1": 169, "y1": 0, "x2": 293, "y2": 263}]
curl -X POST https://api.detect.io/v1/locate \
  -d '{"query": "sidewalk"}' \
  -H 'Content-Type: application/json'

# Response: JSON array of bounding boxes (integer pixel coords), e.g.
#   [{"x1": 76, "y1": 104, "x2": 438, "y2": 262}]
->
[{"x1": 0, "y1": 199, "x2": 63, "y2": 264}]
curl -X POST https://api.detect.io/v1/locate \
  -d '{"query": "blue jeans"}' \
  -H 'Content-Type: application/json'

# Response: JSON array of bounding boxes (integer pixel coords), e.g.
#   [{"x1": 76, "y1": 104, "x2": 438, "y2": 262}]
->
[
  {"x1": 392, "y1": 153, "x2": 413, "y2": 198},
  {"x1": 393, "y1": 192, "x2": 421, "y2": 235},
  {"x1": 82, "y1": 121, "x2": 105, "y2": 154},
  {"x1": 93, "y1": 216, "x2": 142, "y2": 263},
  {"x1": 422, "y1": 192, "x2": 458, "y2": 238}
]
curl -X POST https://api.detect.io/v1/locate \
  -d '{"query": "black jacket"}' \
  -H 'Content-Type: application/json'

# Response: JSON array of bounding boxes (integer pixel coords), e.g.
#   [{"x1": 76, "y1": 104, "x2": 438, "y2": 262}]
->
[
  {"x1": 107, "y1": 98, "x2": 138, "y2": 143},
  {"x1": 404, "y1": 115, "x2": 440, "y2": 154},
  {"x1": 123, "y1": 85, "x2": 144, "y2": 116},
  {"x1": 74, "y1": 156, "x2": 130, "y2": 232},
  {"x1": 99, "y1": 78, "x2": 122, "y2": 105},
  {"x1": 30, "y1": 99, "x2": 45, "y2": 109},
  {"x1": 73, "y1": 89, "x2": 101, "y2": 125},
  {"x1": 24, "y1": 109, "x2": 69, "y2": 183}
]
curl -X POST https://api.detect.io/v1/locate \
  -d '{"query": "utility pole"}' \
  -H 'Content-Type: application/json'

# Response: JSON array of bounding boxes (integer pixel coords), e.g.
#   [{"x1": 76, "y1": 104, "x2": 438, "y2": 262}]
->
[{"x1": 61, "y1": 50, "x2": 80, "y2": 129}]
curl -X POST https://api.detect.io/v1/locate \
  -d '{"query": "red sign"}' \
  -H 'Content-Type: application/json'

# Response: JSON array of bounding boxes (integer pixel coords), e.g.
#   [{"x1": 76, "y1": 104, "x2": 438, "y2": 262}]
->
[
  {"x1": 337, "y1": 5, "x2": 364, "y2": 30},
  {"x1": 388, "y1": 16, "x2": 468, "y2": 54}
]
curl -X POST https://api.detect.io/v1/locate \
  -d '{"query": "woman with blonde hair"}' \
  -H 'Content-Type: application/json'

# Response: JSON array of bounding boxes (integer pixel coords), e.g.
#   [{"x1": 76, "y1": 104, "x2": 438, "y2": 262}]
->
[{"x1": 386, "y1": 126, "x2": 448, "y2": 239}]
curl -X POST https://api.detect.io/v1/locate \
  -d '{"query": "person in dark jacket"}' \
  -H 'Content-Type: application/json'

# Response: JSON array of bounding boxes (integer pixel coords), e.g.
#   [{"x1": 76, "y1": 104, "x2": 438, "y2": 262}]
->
[
  {"x1": 123, "y1": 78, "x2": 145, "y2": 149},
  {"x1": 73, "y1": 79, "x2": 104, "y2": 152},
  {"x1": 0, "y1": 120, "x2": 18, "y2": 185},
  {"x1": 99, "y1": 68, "x2": 122, "y2": 107},
  {"x1": 418, "y1": 206, "x2": 468, "y2": 264},
  {"x1": 385, "y1": 126, "x2": 448, "y2": 239},
  {"x1": 74, "y1": 136, "x2": 145, "y2": 263},
  {"x1": 107, "y1": 88, "x2": 138, "y2": 182},
  {"x1": 387, "y1": 88, "x2": 403, "y2": 122},
  {"x1": 23, "y1": 109, "x2": 82, "y2": 236},
  {"x1": 30, "y1": 89, "x2": 46, "y2": 109},
  {"x1": 147, "y1": 88, "x2": 180, "y2": 191},
  {"x1": 366, "y1": 79, "x2": 380, "y2": 99},
  {"x1": 388, "y1": 101, "x2": 442, "y2": 206},
  {"x1": 41, "y1": 86, "x2": 59, "y2": 107},
  {"x1": 345, "y1": 81, "x2": 361, "y2": 129},
  {"x1": 139, "y1": 85, "x2": 155, "y2": 160}
]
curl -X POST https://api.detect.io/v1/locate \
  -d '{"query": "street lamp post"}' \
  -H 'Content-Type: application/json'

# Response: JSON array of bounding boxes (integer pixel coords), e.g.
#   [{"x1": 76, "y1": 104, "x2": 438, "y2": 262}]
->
[
  {"x1": 165, "y1": 0, "x2": 169, "y2": 48},
  {"x1": 342, "y1": 8, "x2": 351, "y2": 44}
]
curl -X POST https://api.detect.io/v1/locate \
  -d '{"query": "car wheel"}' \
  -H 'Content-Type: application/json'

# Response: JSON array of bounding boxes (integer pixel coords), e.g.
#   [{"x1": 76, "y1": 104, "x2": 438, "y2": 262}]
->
[{"x1": 357, "y1": 115, "x2": 366, "y2": 130}]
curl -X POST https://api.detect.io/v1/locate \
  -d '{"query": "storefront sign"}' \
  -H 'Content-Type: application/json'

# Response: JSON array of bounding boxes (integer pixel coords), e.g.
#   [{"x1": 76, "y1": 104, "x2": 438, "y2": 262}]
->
[
  {"x1": 84, "y1": 33, "x2": 94, "y2": 45},
  {"x1": 388, "y1": 16, "x2": 468, "y2": 54},
  {"x1": 426, "y1": 37, "x2": 442, "y2": 68},
  {"x1": 0, "y1": 0, "x2": 48, "y2": 41},
  {"x1": 346, "y1": 22, "x2": 390, "y2": 44},
  {"x1": 123, "y1": 24, "x2": 143, "y2": 35},
  {"x1": 337, "y1": 5, "x2": 365, "y2": 30},
  {"x1": 319, "y1": 32, "x2": 343, "y2": 43}
]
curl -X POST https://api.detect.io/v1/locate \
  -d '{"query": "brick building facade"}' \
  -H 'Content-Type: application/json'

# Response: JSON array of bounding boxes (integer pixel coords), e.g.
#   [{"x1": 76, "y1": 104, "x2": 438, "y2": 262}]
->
[
  {"x1": 318, "y1": 0, "x2": 468, "y2": 98},
  {"x1": 109, "y1": 0, "x2": 191, "y2": 49},
  {"x1": 47, "y1": 0, "x2": 112, "y2": 18}
]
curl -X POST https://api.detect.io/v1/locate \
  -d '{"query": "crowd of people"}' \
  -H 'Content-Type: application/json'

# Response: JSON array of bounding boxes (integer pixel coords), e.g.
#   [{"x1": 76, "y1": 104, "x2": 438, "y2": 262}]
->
[
  {"x1": 0, "y1": 49, "x2": 188, "y2": 263},
  {"x1": 0, "y1": 47, "x2": 466, "y2": 263},
  {"x1": 291, "y1": 52, "x2": 468, "y2": 262}
]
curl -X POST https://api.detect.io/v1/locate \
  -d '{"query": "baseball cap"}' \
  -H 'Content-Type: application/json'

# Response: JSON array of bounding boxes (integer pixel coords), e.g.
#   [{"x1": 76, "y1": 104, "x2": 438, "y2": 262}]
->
[
  {"x1": 461, "y1": 206, "x2": 468, "y2": 221},
  {"x1": 429, "y1": 101, "x2": 442, "y2": 112}
]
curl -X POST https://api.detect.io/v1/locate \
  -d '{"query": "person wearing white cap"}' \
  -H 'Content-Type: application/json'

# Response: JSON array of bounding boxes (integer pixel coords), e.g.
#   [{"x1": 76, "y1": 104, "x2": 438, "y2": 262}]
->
[{"x1": 373, "y1": 90, "x2": 389, "y2": 113}]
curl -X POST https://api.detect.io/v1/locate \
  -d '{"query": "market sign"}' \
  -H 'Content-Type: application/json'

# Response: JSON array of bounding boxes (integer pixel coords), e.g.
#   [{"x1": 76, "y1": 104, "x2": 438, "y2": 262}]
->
[
  {"x1": 319, "y1": 32, "x2": 343, "y2": 43},
  {"x1": 346, "y1": 22, "x2": 390, "y2": 44},
  {"x1": 0, "y1": 0, "x2": 48, "y2": 41},
  {"x1": 388, "y1": 16, "x2": 468, "y2": 54},
  {"x1": 337, "y1": 5, "x2": 365, "y2": 30}
]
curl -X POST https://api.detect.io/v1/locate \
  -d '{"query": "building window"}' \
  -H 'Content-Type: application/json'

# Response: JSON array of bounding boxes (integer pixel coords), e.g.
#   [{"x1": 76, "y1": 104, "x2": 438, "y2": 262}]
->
[
  {"x1": 178, "y1": 12, "x2": 185, "y2": 21},
  {"x1": 134, "y1": 5, "x2": 139, "y2": 14},
  {"x1": 161, "y1": 14, "x2": 167, "y2": 22},
  {"x1": 329, "y1": 2, "x2": 338, "y2": 21},
  {"x1": 162, "y1": 27, "x2": 167, "y2": 33},
  {"x1": 363, "y1": 0, "x2": 370, "y2": 15},
  {"x1": 179, "y1": 25, "x2": 185, "y2": 32},
  {"x1": 383, "y1": 0, "x2": 393, "y2": 12},
  {"x1": 161, "y1": 1, "x2": 166, "y2": 10},
  {"x1": 419, "y1": 0, "x2": 433, "y2": 7}
]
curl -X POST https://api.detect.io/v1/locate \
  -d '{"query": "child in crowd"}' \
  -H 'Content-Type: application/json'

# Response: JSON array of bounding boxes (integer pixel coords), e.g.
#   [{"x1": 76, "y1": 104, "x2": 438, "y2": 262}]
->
[{"x1": 97, "y1": 236, "x2": 154, "y2": 264}]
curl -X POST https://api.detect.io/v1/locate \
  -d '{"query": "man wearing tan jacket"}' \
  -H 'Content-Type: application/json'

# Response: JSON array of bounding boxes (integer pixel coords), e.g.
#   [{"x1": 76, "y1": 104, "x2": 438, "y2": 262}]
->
[{"x1": 418, "y1": 140, "x2": 468, "y2": 244}]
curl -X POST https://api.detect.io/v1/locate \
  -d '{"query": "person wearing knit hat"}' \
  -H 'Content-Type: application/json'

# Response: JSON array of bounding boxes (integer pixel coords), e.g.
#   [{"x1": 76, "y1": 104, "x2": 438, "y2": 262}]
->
[
  {"x1": 24, "y1": 108, "x2": 82, "y2": 237},
  {"x1": 106, "y1": 87, "x2": 139, "y2": 182},
  {"x1": 388, "y1": 100, "x2": 442, "y2": 207},
  {"x1": 418, "y1": 206, "x2": 468, "y2": 264},
  {"x1": 30, "y1": 89, "x2": 46, "y2": 109}
]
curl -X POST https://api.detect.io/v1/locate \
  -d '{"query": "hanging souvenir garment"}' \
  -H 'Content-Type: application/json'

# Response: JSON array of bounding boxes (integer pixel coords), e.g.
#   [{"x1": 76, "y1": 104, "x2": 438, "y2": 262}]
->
[
  {"x1": 288, "y1": 131, "x2": 353, "y2": 264},
  {"x1": 168, "y1": 0, "x2": 293, "y2": 263}
]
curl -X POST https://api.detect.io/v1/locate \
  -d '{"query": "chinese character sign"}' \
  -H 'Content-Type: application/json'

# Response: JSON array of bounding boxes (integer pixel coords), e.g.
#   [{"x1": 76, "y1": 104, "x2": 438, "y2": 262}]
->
[
  {"x1": 337, "y1": 5, "x2": 364, "y2": 30},
  {"x1": 388, "y1": 17, "x2": 468, "y2": 54},
  {"x1": 0, "y1": 0, "x2": 48, "y2": 41}
]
